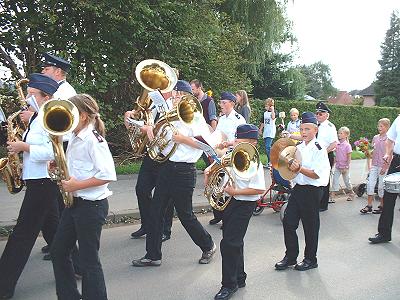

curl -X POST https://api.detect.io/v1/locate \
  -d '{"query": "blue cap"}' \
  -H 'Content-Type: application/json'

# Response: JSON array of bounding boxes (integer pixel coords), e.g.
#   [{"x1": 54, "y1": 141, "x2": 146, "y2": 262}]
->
[
  {"x1": 235, "y1": 124, "x2": 259, "y2": 140},
  {"x1": 220, "y1": 91, "x2": 236, "y2": 102},
  {"x1": 28, "y1": 73, "x2": 59, "y2": 95},
  {"x1": 174, "y1": 80, "x2": 193, "y2": 94},
  {"x1": 41, "y1": 53, "x2": 71, "y2": 72},
  {"x1": 315, "y1": 101, "x2": 331, "y2": 113},
  {"x1": 301, "y1": 112, "x2": 318, "y2": 125}
]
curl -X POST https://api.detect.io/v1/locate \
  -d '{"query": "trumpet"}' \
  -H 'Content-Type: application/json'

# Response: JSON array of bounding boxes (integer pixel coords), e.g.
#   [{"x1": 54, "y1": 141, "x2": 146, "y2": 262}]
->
[
  {"x1": 38, "y1": 99, "x2": 80, "y2": 207},
  {"x1": 204, "y1": 143, "x2": 260, "y2": 211}
]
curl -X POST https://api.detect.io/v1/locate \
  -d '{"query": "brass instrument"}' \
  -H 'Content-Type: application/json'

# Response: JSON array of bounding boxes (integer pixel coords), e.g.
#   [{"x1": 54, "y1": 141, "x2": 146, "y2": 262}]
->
[
  {"x1": 147, "y1": 94, "x2": 202, "y2": 163},
  {"x1": 128, "y1": 59, "x2": 177, "y2": 158},
  {"x1": 204, "y1": 142, "x2": 260, "y2": 211},
  {"x1": 38, "y1": 99, "x2": 79, "y2": 207},
  {"x1": 0, "y1": 79, "x2": 29, "y2": 194},
  {"x1": 270, "y1": 138, "x2": 302, "y2": 180}
]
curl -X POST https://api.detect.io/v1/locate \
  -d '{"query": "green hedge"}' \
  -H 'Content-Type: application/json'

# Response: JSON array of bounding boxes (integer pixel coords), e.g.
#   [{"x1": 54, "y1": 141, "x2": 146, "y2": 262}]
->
[{"x1": 250, "y1": 99, "x2": 400, "y2": 154}]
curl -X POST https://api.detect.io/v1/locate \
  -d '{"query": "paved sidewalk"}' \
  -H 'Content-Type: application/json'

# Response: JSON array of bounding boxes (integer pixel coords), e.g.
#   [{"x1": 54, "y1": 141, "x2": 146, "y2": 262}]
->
[{"x1": 0, "y1": 159, "x2": 370, "y2": 226}]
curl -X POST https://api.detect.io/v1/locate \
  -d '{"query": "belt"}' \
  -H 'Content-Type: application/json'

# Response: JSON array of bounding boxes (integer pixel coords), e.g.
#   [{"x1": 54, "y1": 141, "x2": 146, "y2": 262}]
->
[
  {"x1": 25, "y1": 178, "x2": 53, "y2": 186},
  {"x1": 73, "y1": 196, "x2": 105, "y2": 202},
  {"x1": 166, "y1": 160, "x2": 195, "y2": 166}
]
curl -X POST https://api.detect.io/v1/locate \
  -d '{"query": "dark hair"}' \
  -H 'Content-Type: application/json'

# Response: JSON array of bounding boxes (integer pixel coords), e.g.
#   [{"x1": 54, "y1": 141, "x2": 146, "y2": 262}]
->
[
  {"x1": 69, "y1": 94, "x2": 106, "y2": 137},
  {"x1": 190, "y1": 79, "x2": 203, "y2": 89}
]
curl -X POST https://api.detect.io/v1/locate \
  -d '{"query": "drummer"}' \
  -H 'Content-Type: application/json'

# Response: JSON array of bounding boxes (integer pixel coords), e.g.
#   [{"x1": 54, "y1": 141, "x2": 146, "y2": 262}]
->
[
  {"x1": 368, "y1": 115, "x2": 400, "y2": 244},
  {"x1": 274, "y1": 112, "x2": 330, "y2": 271}
]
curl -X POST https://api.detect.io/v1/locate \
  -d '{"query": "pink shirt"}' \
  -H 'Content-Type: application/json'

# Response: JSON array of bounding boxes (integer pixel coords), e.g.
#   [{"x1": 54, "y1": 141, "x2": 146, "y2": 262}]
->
[
  {"x1": 335, "y1": 140, "x2": 352, "y2": 169},
  {"x1": 372, "y1": 134, "x2": 387, "y2": 168}
]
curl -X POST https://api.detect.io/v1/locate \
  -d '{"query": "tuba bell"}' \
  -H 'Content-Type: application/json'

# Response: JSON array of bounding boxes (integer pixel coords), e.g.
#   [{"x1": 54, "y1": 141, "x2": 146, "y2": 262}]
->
[
  {"x1": 127, "y1": 59, "x2": 177, "y2": 158},
  {"x1": 0, "y1": 78, "x2": 30, "y2": 194},
  {"x1": 147, "y1": 94, "x2": 203, "y2": 163},
  {"x1": 204, "y1": 142, "x2": 260, "y2": 211},
  {"x1": 38, "y1": 99, "x2": 79, "y2": 207}
]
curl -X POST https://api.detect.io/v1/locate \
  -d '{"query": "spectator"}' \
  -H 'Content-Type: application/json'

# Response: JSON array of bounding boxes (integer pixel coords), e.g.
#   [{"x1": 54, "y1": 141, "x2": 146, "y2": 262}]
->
[
  {"x1": 259, "y1": 98, "x2": 277, "y2": 168},
  {"x1": 235, "y1": 90, "x2": 251, "y2": 122}
]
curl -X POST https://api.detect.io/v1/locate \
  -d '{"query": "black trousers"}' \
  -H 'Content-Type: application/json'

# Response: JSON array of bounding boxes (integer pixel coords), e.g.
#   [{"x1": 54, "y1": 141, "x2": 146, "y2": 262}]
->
[
  {"x1": 283, "y1": 184, "x2": 323, "y2": 262},
  {"x1": 136, "y1": 155, "x2": 174, "y2": 235},
  {"x1": 221, "y1": 198, "x2": 256, "y2": 289},
  {"x1": 320, "y1": 152, "x2": 334, "y2": 210},
  {"x1": 378, "y1": 154, "x2": 400, "y2": 238},
  {"x1": 145, "y1": 161, "x2": 213, "y2": 260},
  {"x1": 51, "y1": 197, "x2": 108, "y2": 300},
  {"x1": 0, "y1": 178, "x2": 59, "y2": 295}
]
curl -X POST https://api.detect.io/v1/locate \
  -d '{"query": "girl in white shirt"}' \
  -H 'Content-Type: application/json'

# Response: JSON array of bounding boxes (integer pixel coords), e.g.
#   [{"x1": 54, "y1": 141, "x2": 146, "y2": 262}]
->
[{"x1": 50, "y1": 94, "x2": 116, "y2": 300}]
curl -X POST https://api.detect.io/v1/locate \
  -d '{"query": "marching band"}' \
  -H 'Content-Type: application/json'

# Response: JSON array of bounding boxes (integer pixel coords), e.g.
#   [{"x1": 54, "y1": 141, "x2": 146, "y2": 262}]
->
[{"x1": 0, "y1": 55, "x2": 397, "y2": 300}]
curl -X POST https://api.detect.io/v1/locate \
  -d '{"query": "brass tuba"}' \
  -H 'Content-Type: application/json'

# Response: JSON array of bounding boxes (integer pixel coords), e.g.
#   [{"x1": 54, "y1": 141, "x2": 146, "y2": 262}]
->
[
  {"x1": 0, "y1": 78, "x2": 29, "y2": 194},
  {"x1": 38, "y1": 99, "x2": 79, "y2": 207},
  {"x1": 204, "y1": 142, "x2": 260, "y2": 211},
  {"x1": 127, "y1": 59, "x2": 177, "y2": 158},
  {"x1": 147, "y1": 94, "x2": 203, "y2": 163}
]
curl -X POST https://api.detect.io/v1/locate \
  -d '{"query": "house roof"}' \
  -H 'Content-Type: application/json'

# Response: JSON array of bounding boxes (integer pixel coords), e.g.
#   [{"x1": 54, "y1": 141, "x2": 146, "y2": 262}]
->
[{"x1": 358, "y1": 84, "x2": 375, "y2": 96}]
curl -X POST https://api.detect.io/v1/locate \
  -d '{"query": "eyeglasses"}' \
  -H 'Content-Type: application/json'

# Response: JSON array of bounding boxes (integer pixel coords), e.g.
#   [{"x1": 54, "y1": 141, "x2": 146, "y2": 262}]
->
[{"x1": 316, "y1": 112, "x2": 325, "y2": 116}]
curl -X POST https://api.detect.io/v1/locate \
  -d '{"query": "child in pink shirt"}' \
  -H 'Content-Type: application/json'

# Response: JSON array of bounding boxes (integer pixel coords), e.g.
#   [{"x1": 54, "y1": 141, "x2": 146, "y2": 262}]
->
[
  {"x1": 331, "y1": 127, "x2": 355, "y2": 201},
  {"x1": 360, "y1": 118, "x2": 391, "y2": 214}
]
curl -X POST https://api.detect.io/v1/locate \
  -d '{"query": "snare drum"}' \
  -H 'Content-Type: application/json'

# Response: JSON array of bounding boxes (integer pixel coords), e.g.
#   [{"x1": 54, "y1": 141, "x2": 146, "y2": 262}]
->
[{"x1": 383, "y1": 172, "x2": 400, "y2": 193}]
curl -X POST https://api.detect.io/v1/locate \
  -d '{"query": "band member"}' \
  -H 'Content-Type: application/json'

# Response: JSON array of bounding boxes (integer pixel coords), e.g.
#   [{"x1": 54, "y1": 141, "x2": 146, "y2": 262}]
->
[
  {"x1": 206, "y1": 124, "x2": 265, "y2": 300},
  {"x1": 315, "y1": 102, "x2": 338, "y2": 211},
  {"x1": 132, "y1": 80, "x2": 216, "y2": 267},
  {"x1": 125, "y1": 90, "x2": 175, "y2": 242},
  {"x1": 40, "y1": 52, "x2": 80, "y2": 266},
  {"x1": 50, "y1": 94, "x2": 116, "y2": 300},
  {"x1": 369, "y1": 115, "x2": 400, "y2": 244},
  {"x1": 275, "y1": 112, "x2": 330, "y2": 272},
  {"x1": 0, "y1": 74, "x2": 60, "y2": 299},
  {"x1": 209, "y1": 92, "x2": 246, "y2": 226}
]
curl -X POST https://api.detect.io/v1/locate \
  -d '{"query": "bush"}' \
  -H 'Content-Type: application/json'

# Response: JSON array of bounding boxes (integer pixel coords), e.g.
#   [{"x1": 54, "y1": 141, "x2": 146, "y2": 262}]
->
[{"x1": 251, "y1": 99, "x2": 400, "y2": 154}]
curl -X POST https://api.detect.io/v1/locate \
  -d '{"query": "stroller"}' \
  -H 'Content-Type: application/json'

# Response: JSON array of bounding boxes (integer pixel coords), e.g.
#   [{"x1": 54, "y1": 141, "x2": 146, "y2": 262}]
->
[{"x1": 253, "y1": 168, "x2": 292, "y2": 216}]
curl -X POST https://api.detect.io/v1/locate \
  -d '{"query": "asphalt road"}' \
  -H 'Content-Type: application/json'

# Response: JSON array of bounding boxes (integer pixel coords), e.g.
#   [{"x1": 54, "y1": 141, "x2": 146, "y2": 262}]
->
[{"x1": 1, "y1": 194, "x2": 399, "y2": 300}]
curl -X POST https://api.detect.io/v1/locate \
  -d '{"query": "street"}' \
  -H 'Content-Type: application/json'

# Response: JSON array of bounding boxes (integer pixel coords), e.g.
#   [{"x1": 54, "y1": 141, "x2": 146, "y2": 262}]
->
[{"x1": 1, "y1": 195, "x2": 399, "y2": 300}]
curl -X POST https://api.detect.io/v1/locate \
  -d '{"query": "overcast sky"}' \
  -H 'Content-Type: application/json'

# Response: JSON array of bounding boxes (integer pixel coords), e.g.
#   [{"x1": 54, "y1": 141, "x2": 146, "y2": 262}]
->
[{"x1": 286, "y1": 0, "x2": 400, "y2": 92}]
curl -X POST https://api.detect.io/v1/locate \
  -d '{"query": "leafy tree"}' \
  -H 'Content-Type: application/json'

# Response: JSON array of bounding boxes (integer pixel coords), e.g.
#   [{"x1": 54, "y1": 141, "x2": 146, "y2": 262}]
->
[
  {"x1": 375, "y1": 10, "x2": 400, "y2": 105},
  {"x1": 380, "y1": 96, "x2": 398, "y2": 107},
  {"x1": 299, "y1": 61, "x2": 337, "y2": 100}
]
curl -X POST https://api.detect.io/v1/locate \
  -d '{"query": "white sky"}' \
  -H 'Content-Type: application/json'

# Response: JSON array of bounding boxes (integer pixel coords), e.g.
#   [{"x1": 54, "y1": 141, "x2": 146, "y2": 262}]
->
[{"x1": 286, "y1": 0, "x2": 400, "y2": 91}]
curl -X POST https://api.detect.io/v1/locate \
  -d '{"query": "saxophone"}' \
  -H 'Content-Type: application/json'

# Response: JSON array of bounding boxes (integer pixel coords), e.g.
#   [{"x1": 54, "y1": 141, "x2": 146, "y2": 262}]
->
[{"x1": 0, "y1": 79, "x2": 29, "y2": 194}]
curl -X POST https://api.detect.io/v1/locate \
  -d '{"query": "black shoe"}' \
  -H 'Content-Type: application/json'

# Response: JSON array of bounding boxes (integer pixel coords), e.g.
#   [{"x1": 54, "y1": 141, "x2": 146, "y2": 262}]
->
[
  {"x1": 294, "y1": 259, "x2": 318, "y2": 271},
  {"x1": 161, "y1": 234, "x2": 170, "y2": 242},
  {"x1": 0, "y1": 290, "x2": 14, "y2": 299},
  {"x1": 319, "y1": 208, "x2": 328, "y2": 212},
  {"x1": 275, "y1": 256, "x2": 297, "y2": 270},
  {"x1": 214, "y1": 286, "x2": 238, "y2": 300},
  {"x1": 43, "y1": 254, "x2": 51, "y2": 261},
  {"x1": 130, "y1": 227, "x2": 146, "y2": 239},
  {"x1": 132, "y1": 257, "x2": 162, "y2": 267},
  {"x1": 209, "y1": 218, "x2": 222, "y2": 225},
  {"x1": 237, "y1": 281, "x2": 246, "y2": 288},
  {"x1": 368, "y1": 233, "x2": 391, "y2": 244},
  {"x1": 41, "y1": 245, "x2": 50, "y2": 253}
]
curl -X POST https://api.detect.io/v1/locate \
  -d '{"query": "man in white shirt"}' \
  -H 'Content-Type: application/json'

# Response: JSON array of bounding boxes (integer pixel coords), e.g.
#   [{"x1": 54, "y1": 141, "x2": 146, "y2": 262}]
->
[{"x1": 315, "y1": 102, "x2": 338, "y2": 212}]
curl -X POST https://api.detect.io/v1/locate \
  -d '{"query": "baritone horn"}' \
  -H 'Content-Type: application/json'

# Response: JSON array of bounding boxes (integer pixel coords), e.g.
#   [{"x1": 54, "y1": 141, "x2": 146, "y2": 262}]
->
[
  {"x1": 127, "y1": 59, "x2": 178, "y2": 158},
  {"x1": 38, "y1": 99, "x2": 79, "y2": 207},
  {"x1": 205, "y1": 142, "x2": 260, "y2": 211},
  {"x1": 147, "y1": 94, "x2": 203, "y2": 163}
]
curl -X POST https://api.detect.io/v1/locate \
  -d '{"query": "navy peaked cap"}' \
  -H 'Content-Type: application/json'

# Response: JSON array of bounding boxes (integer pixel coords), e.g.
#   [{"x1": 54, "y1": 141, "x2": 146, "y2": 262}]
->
[
  {"x1": 41, "y1": 53, "x2": 71, "y2": 72},
  {"x1": 301, "y1": 112, "x2": 318, "y2": 125},
  {"x1": 174, "y1": 80, "x2": 193, "y2": 94},
  {"x1": 28, "y1": 73, "x2": 59, "y2": 95},
  {"x1": 315, "y1": 101, "x2": 331, "y2": 113},
  {"x1": 236, "y1": 124, "x2": 259, "y2": 140},
  {"x1": 220, "y1": 91, "x2": 236, "y2": 102}
]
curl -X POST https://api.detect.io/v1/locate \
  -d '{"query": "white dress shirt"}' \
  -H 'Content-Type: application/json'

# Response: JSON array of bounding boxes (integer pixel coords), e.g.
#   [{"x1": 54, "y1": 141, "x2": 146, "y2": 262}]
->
[
  {"x1": 387, "y1": 115, "x2": 400, "y2": 155},
  {"x1": 22, "y1": 116, "x2": 54, "y2": 180},
  {"x1": 317, "y1": 119, "x2": 338, "y2": 149},
  {"x1": 292, "y1": 138, "x2": 330, "y2": 187},
  {"x1": 216, "y1": 110, "x2": 246, "y2": 142},
  {"x1": 224, "y1": 162, "x2": 265, "y2": 201},
  {"x1": 66, "y1": 123, "x2": 117, "y2": 200},
  {"x1": 53, "y1": 80, "x2": 77, "y2": 100}
]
